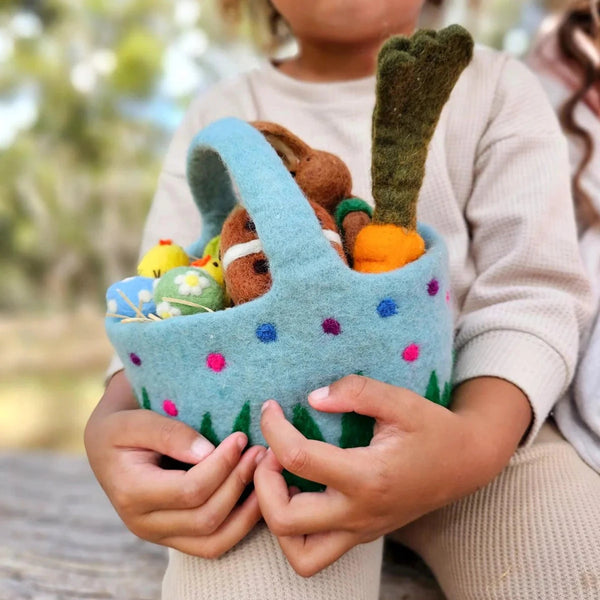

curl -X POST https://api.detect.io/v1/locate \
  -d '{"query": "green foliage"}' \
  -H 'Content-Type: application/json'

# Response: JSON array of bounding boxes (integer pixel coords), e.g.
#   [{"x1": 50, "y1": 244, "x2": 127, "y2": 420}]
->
[
  {"x1": 111, "y1": 30, "x2": 164, "y2": 97},
  {"x1": 0, "y1": 0, "x2": 248, "y2": 313}
]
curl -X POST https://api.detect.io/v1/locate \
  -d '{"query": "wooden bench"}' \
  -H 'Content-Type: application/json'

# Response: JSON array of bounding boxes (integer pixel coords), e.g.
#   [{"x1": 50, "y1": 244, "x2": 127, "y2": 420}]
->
[{"x1": 0, "y1": 451, "x2": 444, "y2": 599}]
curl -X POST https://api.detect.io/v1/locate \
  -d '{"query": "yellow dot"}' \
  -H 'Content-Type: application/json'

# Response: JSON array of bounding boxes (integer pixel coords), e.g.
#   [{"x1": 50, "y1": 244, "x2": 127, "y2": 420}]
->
[{"x1": 185, "y1": 274, "x2": 199, "y2": 287}]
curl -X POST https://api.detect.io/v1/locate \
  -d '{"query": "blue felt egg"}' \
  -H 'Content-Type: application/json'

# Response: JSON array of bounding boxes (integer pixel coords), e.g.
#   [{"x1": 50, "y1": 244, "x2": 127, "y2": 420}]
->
[{"x1": 106, "y1": 276, "x2": 157, "y2": 318}]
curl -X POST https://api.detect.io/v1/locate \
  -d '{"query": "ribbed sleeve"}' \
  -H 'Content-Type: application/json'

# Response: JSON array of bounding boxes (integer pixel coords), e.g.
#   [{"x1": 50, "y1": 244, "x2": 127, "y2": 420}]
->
[{"x1": 455, "y1": 57, "x2": 592, "y2": 443}]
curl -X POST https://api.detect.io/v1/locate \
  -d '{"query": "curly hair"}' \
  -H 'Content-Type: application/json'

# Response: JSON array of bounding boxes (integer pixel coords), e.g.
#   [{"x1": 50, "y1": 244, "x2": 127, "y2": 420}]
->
[{"x1": 556, "y1": 1, "x2": 600, "y2": 224}]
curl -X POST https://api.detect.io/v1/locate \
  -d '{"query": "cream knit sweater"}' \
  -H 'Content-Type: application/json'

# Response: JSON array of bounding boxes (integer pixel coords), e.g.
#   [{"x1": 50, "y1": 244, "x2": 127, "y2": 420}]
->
[
  {"x1": 532, "y1": 67, "x2": 600, "y2": 470},
  {"x1": 109, "y1": 45, "x2": 593, "y2": 445}
]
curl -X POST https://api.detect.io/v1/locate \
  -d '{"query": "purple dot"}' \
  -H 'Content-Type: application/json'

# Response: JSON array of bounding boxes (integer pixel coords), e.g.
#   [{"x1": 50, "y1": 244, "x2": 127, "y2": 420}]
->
[
  {"x1": 428, "y1": 279, "x2": 440, "y2": 296},
  {"x1": 322, "y1": 318, "x2": 342, "y2": 336},
  {"x1": 129, "y1": 353, "x2": 142, "y2": 366}
]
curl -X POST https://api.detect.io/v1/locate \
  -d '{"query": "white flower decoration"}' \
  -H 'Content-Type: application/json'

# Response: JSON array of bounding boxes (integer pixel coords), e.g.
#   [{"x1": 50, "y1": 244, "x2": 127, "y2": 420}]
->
[
  {"x1": 157, "y1": 301, "x2": 182, "y2": 320},
  {"x1": 174, "y1": 270, "x2": 210, "y2": 296},
  {"x1": 107, "y1": 299, "x2": 118, "y2": 314},
  {"x1": 138, "y1": 289, "x2": 153, "y2": 304}
]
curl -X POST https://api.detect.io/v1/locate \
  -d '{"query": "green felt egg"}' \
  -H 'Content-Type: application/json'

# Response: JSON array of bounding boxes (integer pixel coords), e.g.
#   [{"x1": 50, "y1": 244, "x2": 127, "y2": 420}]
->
[{"x1": 154, "y1": 266, "x2": 224, "y2": 318}]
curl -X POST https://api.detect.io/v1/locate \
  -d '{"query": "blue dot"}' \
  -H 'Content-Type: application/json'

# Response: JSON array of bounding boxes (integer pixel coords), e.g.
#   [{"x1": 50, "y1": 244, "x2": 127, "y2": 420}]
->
[
  {"x1": 377, "y1": 298, "x2": 398, "y2": 318},
  {"x1": 256, "y1": 323, "x2": 277, "y2": 343}
]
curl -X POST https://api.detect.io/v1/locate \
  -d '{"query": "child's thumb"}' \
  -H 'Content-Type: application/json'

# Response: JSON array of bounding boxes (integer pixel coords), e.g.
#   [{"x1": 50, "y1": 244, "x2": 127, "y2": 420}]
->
[{"x1": 307, "y1": 374, "x2": 426, "y2": 429}]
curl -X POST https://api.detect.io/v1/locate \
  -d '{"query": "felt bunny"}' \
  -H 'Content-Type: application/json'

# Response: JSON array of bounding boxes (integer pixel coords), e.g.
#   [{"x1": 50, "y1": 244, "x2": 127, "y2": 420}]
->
[
  {"x1": 220, "y1": 123, "x2": 352, "y2": 305},
  {"x1": 220, "y1": 201, "x2": 346, "y2": 305}
]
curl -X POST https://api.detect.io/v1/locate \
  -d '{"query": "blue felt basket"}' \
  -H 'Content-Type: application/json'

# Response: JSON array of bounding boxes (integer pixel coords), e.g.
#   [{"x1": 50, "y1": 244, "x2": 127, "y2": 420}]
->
[{"x1": 106, "y1": 118, "x2": 454, "y2": 452}]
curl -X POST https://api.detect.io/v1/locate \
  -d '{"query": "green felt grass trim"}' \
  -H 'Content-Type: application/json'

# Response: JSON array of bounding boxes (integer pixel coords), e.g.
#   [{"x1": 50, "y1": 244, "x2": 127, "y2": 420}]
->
[
  {"x1": 286, "y1": 404, "x2": 326, "y2": 492},
  {"x1": 141, "y1": 387, "x2": 151, "y2": 410},
  {"x1": 200, "y1": 412, "x2": 220, "y2": 446},
  {"x1": 334, "y1": 198, "x2": 373, "y2": 232},
  {"x1": 424, "y1": 371, "x2": 453, "y2": 408},
  {"x1": 425, "y1": 371, "x2": 441, "y2": 405},
  {"x1": 372, "y1": 25, "x2": 473, "y2": 229},
  {"x1": 233, "y1": 402, "x2": 251, "y2": 445},
  {"x1": 442, "y1": 381, "x2": 452, "y2": 408},
  {"x1": 340, "y1": 412, "x2": 375, "y2": 448},
  {"x1": 292, "y1": 404, "x2": 325, "y2": 442}
]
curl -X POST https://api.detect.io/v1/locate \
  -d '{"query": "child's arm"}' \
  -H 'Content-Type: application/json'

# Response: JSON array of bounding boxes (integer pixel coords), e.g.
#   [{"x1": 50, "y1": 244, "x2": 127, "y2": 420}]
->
[
  {"x1": 254, "y1": 375, "x2": 529, "y2": 577},
  {"x1": 85, "y1": 370, "x2": 266, "y2": 557},
  {"x1": 254, "y1": 55, "x2": 594, "y2": 576}
]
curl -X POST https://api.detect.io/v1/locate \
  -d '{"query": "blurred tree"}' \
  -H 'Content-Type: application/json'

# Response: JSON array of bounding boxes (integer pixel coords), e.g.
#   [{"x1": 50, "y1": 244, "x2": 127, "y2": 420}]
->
[
  {"x1": 0, "y1": 0, "x2": 256, "y2": 312},
  {"x1": 0, "y1": 0, "x2": 572, "y2": 313},
  {"x1": 0, "y1": 1, "x2": 172, "y2": 311}
]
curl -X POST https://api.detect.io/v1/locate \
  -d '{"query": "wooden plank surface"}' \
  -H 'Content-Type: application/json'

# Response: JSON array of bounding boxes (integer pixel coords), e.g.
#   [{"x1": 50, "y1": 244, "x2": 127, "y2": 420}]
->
[{"x1": 0, "y1": 452, "x2": 444, "y2": 600}]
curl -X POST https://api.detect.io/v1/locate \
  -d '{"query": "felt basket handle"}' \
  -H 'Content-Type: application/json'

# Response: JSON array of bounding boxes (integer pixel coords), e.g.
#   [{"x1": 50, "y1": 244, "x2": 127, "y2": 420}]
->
[{"x1": 186, "y1": 118, "x2": 343, "y2": 287}]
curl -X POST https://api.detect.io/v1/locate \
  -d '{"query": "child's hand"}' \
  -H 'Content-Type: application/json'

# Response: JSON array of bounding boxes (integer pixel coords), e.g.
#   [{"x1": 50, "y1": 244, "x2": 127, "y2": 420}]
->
[
  {"x1": 254, "y1": 375, "x2": 531, "y2": 577},
  {"x1": 85, "y1": 371, "x2": 266, "y2": 558}
]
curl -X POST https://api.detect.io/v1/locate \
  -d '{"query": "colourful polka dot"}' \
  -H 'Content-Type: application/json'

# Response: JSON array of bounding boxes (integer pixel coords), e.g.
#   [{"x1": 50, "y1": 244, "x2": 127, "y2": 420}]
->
[
  {"x1": 446, "y1": 291, "x2": 451, "y2": 303},
  {"x1": 129, "y1": 353, "x2": 142, "y2": 366},
  {"x1": 256, "y1": 323, "x2": 277, "y2": 343},
  {"x1": 377, "y1": 298, "x2": 398, "y2": 318},
  {"x1": 322, "y1": 318, "x2": 342, "y2": 336},
  {"x1": 207, "y1": 353, "x2": 227, "y2": 372},
  {"x1": 163, "y1": 400, "x2": 178, "y2": 417},
  {"x1": 402, "y1": 344, "x2": 420, "y2": 362},
  {"x1": 428, "y1": 279, "x2": 440, "y2": 296}
]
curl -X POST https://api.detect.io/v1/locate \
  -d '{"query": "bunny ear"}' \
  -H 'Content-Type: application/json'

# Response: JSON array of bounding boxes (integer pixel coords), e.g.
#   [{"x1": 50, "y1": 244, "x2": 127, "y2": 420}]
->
[{"x1": 251, "y1": 121, "x2": 311, "y2": 173}]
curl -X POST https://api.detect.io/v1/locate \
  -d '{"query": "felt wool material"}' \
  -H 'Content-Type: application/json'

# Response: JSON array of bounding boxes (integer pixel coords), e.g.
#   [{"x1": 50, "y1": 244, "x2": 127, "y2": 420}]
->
[
  {"x1": 334, "y1": 198, "x2": 374, "y2": 231},
  {"x1": 199, "y1": 413, "x2": 219, "y2": 446},
  {"x1": 342, "y1": 212, "x2": 372, "y2": 265},
  {"x1": 339, "y1": 413, "x2": 375, "y2": 449},
  {"x1": 106, "y1": 276, "x2": 157, "y2": 318},
  {"x1": 106, "y1": 118, "x2": 453, "y2": 462},
  {"x1": 372, "y1": 26, "x2": 473, "y2": 230},
  {"x1": 190, "y1": 234, "x2": 224, "y2": 286},
  {"x1": 154, "y1": 266, "x2": 223, "y2": 315},
  {"x1": 354, "y1": 224, "x2": 426, "y2": 273},
  {"x1": 220, "y1": 199, "x2": 347, "y2": 305},
  {"x1": 334, "y1": 197, "x2": 374, "y2": 261},
  {"x1": 252, "y1": 121, "x2": 353, "y2": 214},
  {"x1": 137, "y1": 240, "x2": 189, "y2": 278}
]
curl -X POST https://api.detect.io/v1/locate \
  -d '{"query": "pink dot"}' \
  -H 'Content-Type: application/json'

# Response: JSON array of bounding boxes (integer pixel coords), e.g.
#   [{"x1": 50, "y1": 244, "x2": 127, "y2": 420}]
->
[
  {"x1": 207, "y1": 353, "x2": 227, "y2": 372},
  {"x1": 163, "y1": 400, "x2": 178, "y2": 417},
  {"x1": 402, "y1": 344, "x2": 420, "y2": 362},
  {"x1": 446, "y1": 291, "x2": 451, "y2": 304}
]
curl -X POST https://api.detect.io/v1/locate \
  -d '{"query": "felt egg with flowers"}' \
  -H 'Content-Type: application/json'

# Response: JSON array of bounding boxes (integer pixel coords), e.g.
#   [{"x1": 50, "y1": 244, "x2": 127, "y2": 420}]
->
[{"x1": 105, "y1": 25, "x2": 473, "y2": 491}]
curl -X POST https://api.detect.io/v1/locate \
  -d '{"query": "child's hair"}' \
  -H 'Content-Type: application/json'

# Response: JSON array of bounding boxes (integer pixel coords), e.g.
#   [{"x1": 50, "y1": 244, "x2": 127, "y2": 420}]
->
[{"x1": 556, "y1": 0, "x2": 600, "y2": 224}]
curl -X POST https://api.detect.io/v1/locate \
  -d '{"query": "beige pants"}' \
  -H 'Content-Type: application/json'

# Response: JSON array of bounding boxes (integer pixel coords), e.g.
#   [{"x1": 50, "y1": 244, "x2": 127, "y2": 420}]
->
[{"x1": 162, "y1": 422, "x2": 600, "y2": 600}]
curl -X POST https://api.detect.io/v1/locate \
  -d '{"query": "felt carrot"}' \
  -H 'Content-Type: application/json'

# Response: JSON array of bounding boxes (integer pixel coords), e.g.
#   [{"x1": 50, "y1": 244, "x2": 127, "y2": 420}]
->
[{"x1": 354, "y1": 25, "x2": 474, "y2": 273}]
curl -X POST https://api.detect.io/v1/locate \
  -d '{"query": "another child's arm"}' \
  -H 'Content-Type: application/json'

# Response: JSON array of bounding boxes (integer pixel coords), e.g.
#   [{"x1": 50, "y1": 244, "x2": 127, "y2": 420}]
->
[{"x1": 85, "y1": 370, "x2": 266, "y2": 558}]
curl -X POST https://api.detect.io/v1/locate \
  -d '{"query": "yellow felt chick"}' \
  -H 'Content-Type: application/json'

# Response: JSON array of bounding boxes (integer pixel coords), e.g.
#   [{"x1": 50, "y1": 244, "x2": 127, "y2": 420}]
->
[
  {"x1": 137, "y1": 239, "x2": 189, "y2": 278},
  {"x1": 191, "y1": 235, "x2": 224, "y2": 287}
]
